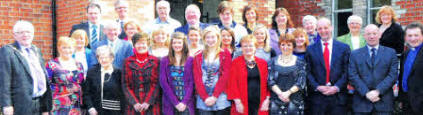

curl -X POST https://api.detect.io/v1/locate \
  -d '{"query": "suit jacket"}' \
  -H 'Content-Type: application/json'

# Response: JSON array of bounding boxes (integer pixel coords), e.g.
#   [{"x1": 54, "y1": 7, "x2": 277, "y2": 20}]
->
[
  {"x1": 70, "y1": 22, "x2": 106, "y2": 48},
  {"x1": 305, "y1": 39, "x2": 351, "y2": 105},
  {"x1": 399, "y1": 45, "x2": 423, "y2": 113},
  {"x1": 91, "y1": 38, "x2": 134, "y2": 70},
  {"x1": 0, "y1": 42, "x2": 52, "y2": 114},
  {"x1": 174, "y1": 22, "x2": 209, "y2": 35},
  {"x1": 337, "y1": 33, "x2": 366, "y2": 50},
  {"x1": 379, "y1": 22, "x2": 404, "y2": 54},
  {"x1": 117, "y1": 19, "x2": 127, "y2": 40},
  {"x1": 349, "y1": 46, "x2": 398, "y2": 112},
  {"x1": 82, "y1": 65, "x2": 125, "y2": 112}
]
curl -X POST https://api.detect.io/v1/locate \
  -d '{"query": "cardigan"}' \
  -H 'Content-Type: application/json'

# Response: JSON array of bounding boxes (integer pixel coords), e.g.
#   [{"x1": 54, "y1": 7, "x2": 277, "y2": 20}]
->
[
  {"x1": 227, "y1": 56, "x2": 270, "y2": 115},
  {"x1": 160, "y1": 56, "x2": 195, "y2": 115}
]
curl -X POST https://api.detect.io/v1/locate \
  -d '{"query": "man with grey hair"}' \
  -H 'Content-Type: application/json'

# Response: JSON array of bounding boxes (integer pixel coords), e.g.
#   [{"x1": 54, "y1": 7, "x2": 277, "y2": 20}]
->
[
  {"x1": 114, "y1": 0, "x2": 130, "y2": 39},
  {"x1": 337, "y1": 15, "x2": 366, "y2": 50},
  {"x1": 305, "y1": 17, "x2": 350, "y2": 115},
  {"x1": 349, "y1": 24, "x2": 398, "y2": 115},
  {"x1": 0, "y1": 20, "x2": 52, "y2": 115},
  {"x1": 91, "y1": 20, "x2": 133, "y2": 69},
  {"x1": 174, "y1": 4, "x2": 209, "y2": 35},
  {"x1": 302, "y1": 15, "x2": 319, "y2": 44},
  {"x1": 143, "y1": 0, "x2": 181, "y2": 34}
]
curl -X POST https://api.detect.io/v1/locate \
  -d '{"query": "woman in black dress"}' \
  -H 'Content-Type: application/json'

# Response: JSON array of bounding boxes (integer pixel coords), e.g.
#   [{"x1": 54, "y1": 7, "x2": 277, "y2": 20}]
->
[
  {"x1": 268, "y1": 36, "x2": 306, "y2": 115},
  {"x1": 82, "y1": 45, "x2": 125, "y2": 115}
]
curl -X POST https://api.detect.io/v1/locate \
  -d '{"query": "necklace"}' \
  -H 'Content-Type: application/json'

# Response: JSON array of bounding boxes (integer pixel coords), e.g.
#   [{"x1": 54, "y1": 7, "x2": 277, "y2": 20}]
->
[
  {"x1": 279, "y1": 55, "x2": 294, "y2": 65},
  {"x1": 246, "y1": 60, "x2": 256, "y2": 69},
  {"x1": 136, "y1": 58, "x2": 149, "y2": 64}
]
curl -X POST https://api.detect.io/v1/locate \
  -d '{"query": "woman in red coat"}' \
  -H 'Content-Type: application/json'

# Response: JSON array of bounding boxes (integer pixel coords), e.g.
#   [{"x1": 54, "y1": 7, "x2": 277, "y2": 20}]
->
[{"x1": 228, "y1": 35, "x2": 270, "y2": 115}]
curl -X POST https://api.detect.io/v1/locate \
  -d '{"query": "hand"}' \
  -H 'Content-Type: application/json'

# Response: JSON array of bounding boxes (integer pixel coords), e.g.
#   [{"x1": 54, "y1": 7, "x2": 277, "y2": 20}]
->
[
  {"x1": 175, "y1": 103, "x2": 187, "y2": 112},
  {"x1": 234, "y1": 99, "x2": 244, "y2": 113},
  {"x1": 317, "y1": 86, "x2": 329, "y2": 94},
  {"x1": 88, "y1": 108, "x2": 98, "y2": 115},
  {"x1": 41, "y1": 112, "x2": 49, "y2": 115},
  {"x1": 133, "y1": 103, "x2": 143, "y2": 112},
  {"x1": 278, "y1": 91, "x2": 291, "y2": 103},
  {"x1": 366, "y1": 90, "x2": 380, "y2": 102},
  {"x1": 3, "y1": 106, "x2": 13, "y2": 115},
  {"x1": 205, "y1": 96, "x2": 217, "y2": 106},
  {"x1": 260, "y1": 97, "x2": 270, "y2": 111},
  {"x1": 323, "y1": 86, "x2": 339, "y2": 95},
  {"x1": 140, "y1": 102, "x2": 150, "y2": 111}
]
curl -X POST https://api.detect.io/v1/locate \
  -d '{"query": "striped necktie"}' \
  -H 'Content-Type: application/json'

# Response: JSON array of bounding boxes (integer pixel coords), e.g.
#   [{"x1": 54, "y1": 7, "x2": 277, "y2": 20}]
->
[{"x1": 91, "y1": 25, "x2": 98, "y2": 45}]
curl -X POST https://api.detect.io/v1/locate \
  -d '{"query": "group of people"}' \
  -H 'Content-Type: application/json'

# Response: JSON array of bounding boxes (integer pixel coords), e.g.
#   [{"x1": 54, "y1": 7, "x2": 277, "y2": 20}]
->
[{"x1": 1, "y1": 0, "x2": 422, "y2": 115}]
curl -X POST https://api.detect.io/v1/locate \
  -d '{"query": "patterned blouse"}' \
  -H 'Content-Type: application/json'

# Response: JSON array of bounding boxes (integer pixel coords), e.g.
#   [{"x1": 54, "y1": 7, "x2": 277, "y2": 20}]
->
[{"x1": 46, "y1": 58, "x2": 84, "y2": 115}]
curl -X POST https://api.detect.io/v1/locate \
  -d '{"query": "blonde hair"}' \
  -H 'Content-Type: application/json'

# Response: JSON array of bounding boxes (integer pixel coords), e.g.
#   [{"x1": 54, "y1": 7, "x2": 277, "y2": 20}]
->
[
  {"x1": 151, "y1": 28, "x2": 170, "y2": 49},
  {"x1": 292, "y1": 28, "x2": 310, "y2": 47},
  {"x1": 253, "y1": 24, "x2": 271, "y2": 52},
  {"x1": 240, "y1": 34, "x2": 257, "y2": 47},
  {"x1": 57, "y1": 36, "x2": 76, "y2": 48},
  {"x1": 70, "y1": 29, "x2": 89, "y2": 47},
  {"x1": 202, "y1": 26, "x2": 221, "y2": 59},
  {"x1": 124, "y1": 20, "x2": 142, "y2": 33},
  {"x1": 375, "y1": 5, "x2": 398, "y2": 24}
]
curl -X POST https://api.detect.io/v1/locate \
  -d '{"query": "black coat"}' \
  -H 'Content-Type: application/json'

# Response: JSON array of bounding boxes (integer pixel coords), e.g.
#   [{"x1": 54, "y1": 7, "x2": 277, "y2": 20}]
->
[
  {"x1": 82, "y1": 65, "x2": 125, "y2": 114},
  {"x1": 69, "y1": 22, "x2": 106, "y2": 48},
  {"x1": 379, "y1": 22, "x2": 404, "y2": 54},
  {"x1": 0, "y1": 42, "x2": 52, "y2": 114},
  {"x1": 399, "y1": 46, "x2": 423, "y2": 114}
]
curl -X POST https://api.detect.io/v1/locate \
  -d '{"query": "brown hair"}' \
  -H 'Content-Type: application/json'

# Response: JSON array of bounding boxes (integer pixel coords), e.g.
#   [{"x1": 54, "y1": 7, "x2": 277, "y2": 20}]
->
[
  {"x1": 220, "y1": 27, "x2": 236, "y2": 52},
  {"x1": 272, "y1": 7, "x2": 294, "y2": 29},
  {"x1": 217, "y1": 1, "x2": 233, "y2": 15},
  {"x1": 375, "y1": 5, "x2": 398, "y2": 24},
  {"x1": 70, "y1": 29, "x2": 89, "y2": 47},
  {"x1": 124, "y1": 20, "x2": 142, "y2": 33},
  {"x1": 242, "y1": 4, "x2": 258, "y2": 24},
  {"x1": 151, "y1": 28, "x2": 170, "y2": 49},
  {"x1": 168, "y1": 32, "x2": 189, "y2": 66},
  {"x1": 132, "y1": 32, "x2": 150, "y2": 46},
  {"x1": 278, "y1": 34, "x2": 296, "y2": 48},
  {"x1": 292, "y1": 28, "x2": 310, "y2": 47}
]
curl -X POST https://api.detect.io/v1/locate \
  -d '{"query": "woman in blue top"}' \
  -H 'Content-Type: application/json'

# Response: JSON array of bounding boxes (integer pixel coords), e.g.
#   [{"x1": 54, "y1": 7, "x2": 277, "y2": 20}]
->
[{"x1": 71, "y1": 29, "x2": 96, "y2": 75}]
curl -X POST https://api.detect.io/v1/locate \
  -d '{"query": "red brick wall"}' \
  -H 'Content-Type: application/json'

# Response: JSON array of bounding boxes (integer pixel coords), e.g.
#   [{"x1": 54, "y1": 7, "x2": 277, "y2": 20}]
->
[
  {"x1": 278, "y1": 0, "x2": 325, "y2": 28},
  {"x1": 396, "y1": 0, "x2": 423, "y2": 26},
  {"x1": 56, "y1": 0, "x2": 89, "y2": 38},
  {"x1": 0, "y1": 0, "x2": 53, "y2": 60}
]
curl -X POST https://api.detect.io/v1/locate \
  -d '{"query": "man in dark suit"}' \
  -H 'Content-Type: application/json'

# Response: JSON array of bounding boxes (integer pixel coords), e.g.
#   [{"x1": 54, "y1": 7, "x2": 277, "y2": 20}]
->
[
  {"x1": 174, "y1": 4, "x2": 208, "y2": 35},
  {"x1": 0, "y1": 21, "x2": 52, "y2": 115},
  {"x1": 399, "y1": 22, "x2": 423, "y2": 114},
  {"x1": 305, "y1": 17, "x2": 351, "y2": 115},
  {"x1": 91, "y1": 20, "x2": 133, "y2": 70},
  {"x1": 349, "y1": 24, "x2": 399, "y2": 115},
  {"x1": 70, "y1": 2, "x2": 105, "y2": 48},
  {"x1": 114, "y1": 0, "x2": 129, "y2": 39}
]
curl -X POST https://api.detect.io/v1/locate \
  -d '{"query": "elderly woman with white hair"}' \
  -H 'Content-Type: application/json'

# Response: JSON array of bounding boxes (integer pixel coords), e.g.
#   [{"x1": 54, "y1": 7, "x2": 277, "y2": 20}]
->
[
  {"x1": 302, "y1": 15, "x2": 319, "y2": 44},
  {"x1": 82, "y1": 45, "x2": 125, "y2": 115},
  {"x1": 337, "y1": 15, "x2": 366, "y2": 50}
]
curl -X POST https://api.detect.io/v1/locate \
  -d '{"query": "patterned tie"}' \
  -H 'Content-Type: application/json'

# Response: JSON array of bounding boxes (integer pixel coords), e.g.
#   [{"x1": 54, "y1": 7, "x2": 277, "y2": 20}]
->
[
  {"x1": 323, "y1": 42, "x2": 331, "y2": 84},
  {"x1": 25, "y1": 48, "x2": 46, "y2": 96},
  {"x1": 91, "y1": 25, "x2": 98, "y2": 45},
  {"x1": 371, "y1": 48, "x2": 376, "y2": 66},
  {"x1": 120, "y1": 21, "x2": 124, "y2": 29}
]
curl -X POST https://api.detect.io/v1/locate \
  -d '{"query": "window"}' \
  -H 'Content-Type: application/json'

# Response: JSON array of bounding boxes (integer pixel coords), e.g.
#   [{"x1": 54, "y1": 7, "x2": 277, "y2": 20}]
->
[
  {"x1": 332, "y1": 0, "x2": 353, "y2": 37},
  {"x1": 367, "y1": 0, "x2": 391, "y2": 24}
]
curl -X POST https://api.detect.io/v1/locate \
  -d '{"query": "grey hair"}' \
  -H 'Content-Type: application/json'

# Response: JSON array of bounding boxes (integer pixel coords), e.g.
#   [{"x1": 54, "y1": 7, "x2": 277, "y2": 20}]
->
[
  {"x1": 13, "y1": 20, "x2": 34, "y2": 33},
  {"x1": 95, "y1": 45, "x2": 115, "y2": 59},
  {"x1": 185, "y1": 4, "x2": 201, "y2": 16},
  {"x1": 114, "y1": 0, "x2": 129, "y2": 8},
  {"x1": 156, "y1": 0, "x2": 170, "y2": 10},
  {"x1": 102, "y1": 20, "x2": 120, "y2": 30},
  {"x1": 302, "y1": 15, "x2": 317, "y2": 26},
  {"x1": 347, "y1": 15, "x2": 363, "y2": 25}
]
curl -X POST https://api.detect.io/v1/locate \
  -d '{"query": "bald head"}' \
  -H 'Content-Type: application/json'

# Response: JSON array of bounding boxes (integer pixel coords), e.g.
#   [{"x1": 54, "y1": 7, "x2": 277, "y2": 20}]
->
[
  {"x1": 364, "y1": 24, "x2": 381, "y2": 47},
  {"x1": 316, "y1": 17, "x2": 333, "y2": 41}
]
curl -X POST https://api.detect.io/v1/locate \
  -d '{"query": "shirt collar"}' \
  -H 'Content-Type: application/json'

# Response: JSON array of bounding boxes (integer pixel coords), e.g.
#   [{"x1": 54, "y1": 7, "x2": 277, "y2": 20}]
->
[
  {"x1": 89, "y1": 22, "x2": 99, "y2": 28},
  {"x1": 101, "y1": 67, "x2": 114, "y2": 74},
  {"x1": 155, "y1": 17, "x2": 169, "y2": 24},
  {"x1": 320, "y1": 38, "x2": 333, "y2": 46},
  {"x1": 367, "y1": 44, "x2": 379, "y2": 50},
  {"x1": 411, "y1": 43, "x2": 423, "y2": 51}
]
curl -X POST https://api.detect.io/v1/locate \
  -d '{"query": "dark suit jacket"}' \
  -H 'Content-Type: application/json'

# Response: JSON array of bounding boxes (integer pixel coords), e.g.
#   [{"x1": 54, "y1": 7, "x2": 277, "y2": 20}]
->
[
  {"x1": 379, "y1": 22, "x2": 404, "y2": 54},
  {"x1": 82, "y1": 65, "x2": 125, "y2": 112},
  {"x1": 91, "y1": 38, "x2": 134, "y2": 70},
  {"x1": 305, "y1": 39, "x2": 351, "y2": 105},
  {"x1": 117, "y1": 19, "x2": 127, "y2": 40},
  {"x1": 0, "y1": 42, "x2": 52, "y2": 114},
  {"x1": 399, "y1": 46, "x2": 423, "y2": 113},
  {"x1": 349, "y1": 46, "x2": 398, "y2": 112},
  {"x1": 174, "y1": 23, "x2": 209, "y2": 35},
  {"x1": 70, "y1": 22, "x2": 106, "y2": 48}
]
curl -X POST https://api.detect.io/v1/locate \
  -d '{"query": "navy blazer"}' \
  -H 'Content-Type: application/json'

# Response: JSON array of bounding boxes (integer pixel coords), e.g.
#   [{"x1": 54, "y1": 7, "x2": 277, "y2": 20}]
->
[
  {"x1": 305, "y1": 39, "x2": 350, "y2": 104},
  {"x1": 0, "y1": 42, "x2": 52, "y2": 114},
  {"x1": 91, "y1": 38, "x2": 134, "y2": 70},
  {"x1": 70, "y1": 22, "x2": 106, "y2": 48},
  {"x1": 174, "y1": 23, "x2": 209, "y2": 35},
  {"x1": 349, "y1": 46, "x2": 398, "y2": 112}
]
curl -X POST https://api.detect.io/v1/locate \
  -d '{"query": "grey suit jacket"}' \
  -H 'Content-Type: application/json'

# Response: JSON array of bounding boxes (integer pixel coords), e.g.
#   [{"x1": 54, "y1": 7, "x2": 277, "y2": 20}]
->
[
  {"x1": 348, "y1": 45, "x2": 399, "y2": 112},
  {"x1": 91, "y1": 38, "x2": 134, "y2": 69},
  {"x1": 0, "y1": 42, "x2": 52, "y2": 114}
]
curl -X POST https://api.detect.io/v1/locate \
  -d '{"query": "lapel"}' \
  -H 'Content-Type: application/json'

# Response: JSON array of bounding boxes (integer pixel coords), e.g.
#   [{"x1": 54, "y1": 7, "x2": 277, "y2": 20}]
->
[
  {"x1": 344, "y1": 34, "x2": 353, "y2": 47},
  {"x1": 362, "y1": 46, "x2": 373, "y2": 68},
  {"x1": 99, "y1": 24, "x2": 105, "y2": 41},
  {"x1": 83, "y1": 22, "x2": 90, "y2": 38},
  {"x1": 10, "y1": 42, "x2": 33, "y2": 78},
  {"x1": 313, "y1": 40, "x2": 326, "y2": 68},
  {"x1": 373, "y1": 46, "x2": 383, "y2": 66},
  {"x1": 330, "y1": 40, "x2": 340, "y2": 70},
  {"x1": 411, "y1": 46, "x2": 423, "y2": 73}
]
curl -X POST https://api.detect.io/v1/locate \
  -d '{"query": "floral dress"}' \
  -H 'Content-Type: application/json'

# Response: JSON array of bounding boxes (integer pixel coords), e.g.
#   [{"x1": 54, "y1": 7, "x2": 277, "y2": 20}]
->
[{"x1": 46, "y1": 58, "x2": 85, "y2": 115}]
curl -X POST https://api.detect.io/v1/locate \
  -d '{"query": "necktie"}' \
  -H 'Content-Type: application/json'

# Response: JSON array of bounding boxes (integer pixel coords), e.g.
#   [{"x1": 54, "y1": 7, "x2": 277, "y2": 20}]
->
[
  {"x1": 120, "y1": 21, "x2": 124, "y2": 29},
  {"x1": 105, "y1": 73, "x2": 111, "y2": 82},
  {"x1": 91, "y1": 25, "x2": 98, "y2": 45},
  {"x1": 25, "y1": 48, "x2": 46, "y2": 96},
  {"x1": 323, "y1": 42, "x2": 331, "y2": 84},
  {"x1": 371, "y1": 48, "x2": 376, "y2": 65}
]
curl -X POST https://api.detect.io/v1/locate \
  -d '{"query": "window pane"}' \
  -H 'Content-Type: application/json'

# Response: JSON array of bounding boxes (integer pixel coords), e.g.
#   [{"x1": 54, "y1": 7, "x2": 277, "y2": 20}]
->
[
  {"x1": 337, "y1": 0, "x2": 353, "y2": 9},
  {"x1": 336, "y1": 12, "x2": 353, "y2": 37},
  {"x1": 371, "y1": 9, "x2": 379, "y2": 24},
  {"x1": 372, "y1": 0, "x2": 391, "y2": 7}
]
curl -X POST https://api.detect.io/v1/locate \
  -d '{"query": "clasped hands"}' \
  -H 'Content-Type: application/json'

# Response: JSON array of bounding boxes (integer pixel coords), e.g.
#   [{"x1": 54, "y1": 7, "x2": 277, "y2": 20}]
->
[
  {"x1": 365, "y1": 90, "x2": 380, "y2": 103},
  {"x1": 317, "y1": 85, "x2": 339, "y2": 96},
  {"x1": 133, "y1": 102, "x2": 150, "y2": 112}
]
